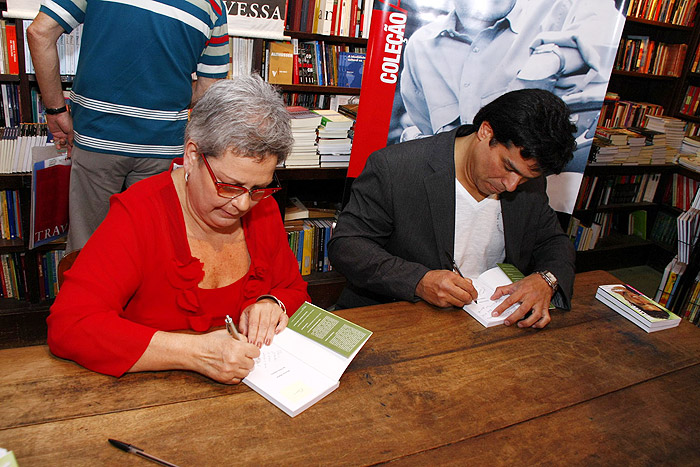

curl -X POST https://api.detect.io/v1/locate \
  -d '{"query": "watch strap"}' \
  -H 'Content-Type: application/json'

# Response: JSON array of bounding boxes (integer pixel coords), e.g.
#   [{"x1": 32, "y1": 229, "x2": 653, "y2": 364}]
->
[{"x1": 45, "y1": 106, "x2": 68, "y2": 115}]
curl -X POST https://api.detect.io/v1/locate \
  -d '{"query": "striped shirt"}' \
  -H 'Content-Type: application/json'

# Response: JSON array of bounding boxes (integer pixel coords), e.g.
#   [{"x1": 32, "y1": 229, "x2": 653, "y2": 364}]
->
[{"x1": 40, "y1": 0, "x2": 229, "y2": 158}]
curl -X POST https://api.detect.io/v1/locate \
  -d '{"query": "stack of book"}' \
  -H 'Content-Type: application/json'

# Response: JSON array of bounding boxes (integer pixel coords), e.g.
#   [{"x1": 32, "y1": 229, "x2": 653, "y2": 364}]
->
[
  {"x1": 645, "y1": 115, "x2": 686, "y2": 152},
  {"x1": 312, "y1": 109, "x2": 353, "y2": 168},
  {"x1": 630, "y1": 126, "x2": 667, "y2": 164},
  {"x1": 596, "y1": 284, "x2": 681, "y2": 333},
  {"x1": 286, "y1": 106, "x2": 322, "y2": 168}
]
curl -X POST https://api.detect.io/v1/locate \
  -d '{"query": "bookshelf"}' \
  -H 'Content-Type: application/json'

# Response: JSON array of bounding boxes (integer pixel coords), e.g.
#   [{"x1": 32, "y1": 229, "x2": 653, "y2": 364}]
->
[{"x1": 575, "y1": 2, "x2": 700, "y2": 320}]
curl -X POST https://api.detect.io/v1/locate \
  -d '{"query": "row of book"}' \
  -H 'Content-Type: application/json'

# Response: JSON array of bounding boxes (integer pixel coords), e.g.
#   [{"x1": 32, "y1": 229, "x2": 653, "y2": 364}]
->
[
  {"x1": 614, "y1": 36, "x2": 686, "y2": 77},
  {"x1": 37, "y1": 249, "x2": 65, "y2": 300},
  {"x1": 575, "y1": 173, "x2": 660, "y2": 210},
  {"x1": 651, "y1": 210, "x2": 680, "y2": 246},
  {"x1": 0, "y1": 124, "x2": 51, "y2": 174},
  {"x1": 680, "y1": 85, "x2": 700, "y2": 117},
  {"x1": 285, "y1": 217, "x2": 336, "y2": 276},
  {"x1": 592, "y1": 126, "x2": 670, "y2": 165},
  {"x1": 21, "y1": 20, "x2": 82, "y2": 76},
  {"x1": 265, "y1": 39, "x2": 366, "y2": 87},
  {"x1": 566, "y1": 217, "x2": 603, "y2": 251},
  {"x1": 661, "y1": 172, "x2": 700, "y2": 210},
  {"x1": 597, "y1": 94, "x2": 664, "y2": 130},
  {"x1": 626, "y1": 0, "x2": 698, "y2": 26},
  {"x1": 0, "y1": 252, "x2": 27, "y2": 300},
  {"x1": 675, "y1": 184, "x2": 700, "y2": 263},
  {"x1": 229, "y1": 37, "x2": 254, "y2": 78},
  {"x1": 676, "y1": 270, "x2": 700, "y2": 325},
  {"x1": 1, "y1": 83, "x2": 21, "y2": 128},
  {"x1": 0, "y1": 189, "x2": 22, "y2": 241},
  {"x1": 0, "y1": 20, "x2": 19, "y2": 75},
  {"x1": 286, "y1": 0, "x2": 373, "y2": 39}
]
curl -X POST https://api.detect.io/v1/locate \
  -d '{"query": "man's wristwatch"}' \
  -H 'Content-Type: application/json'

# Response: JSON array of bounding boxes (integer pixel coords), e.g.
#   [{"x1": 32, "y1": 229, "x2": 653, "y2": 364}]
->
[
  {"x1": 536, "y1": 270, "x2": 559, "y2": 292},
  {"x1": 45, "y1": 106, "x2": 68, "y2": 115}
]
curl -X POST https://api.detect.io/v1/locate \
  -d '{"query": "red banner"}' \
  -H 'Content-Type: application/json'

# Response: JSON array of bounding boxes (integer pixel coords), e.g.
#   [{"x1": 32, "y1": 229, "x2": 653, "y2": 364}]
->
[{"x1": 348, "y1": 0, "x2": 407, "y2": 178}]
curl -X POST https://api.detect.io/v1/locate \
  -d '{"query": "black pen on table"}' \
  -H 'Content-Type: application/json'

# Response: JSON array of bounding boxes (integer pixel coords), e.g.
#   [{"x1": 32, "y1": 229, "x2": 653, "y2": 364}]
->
[
  {"x1": 225, "y1": 314, "x2": 242, "y2": 341},
  {"x1": 108, "y1": 439, "x2": 180, "y2": 467},
  {"x1": 445, "y1": 251, "x2": 477, "y2": 304}
]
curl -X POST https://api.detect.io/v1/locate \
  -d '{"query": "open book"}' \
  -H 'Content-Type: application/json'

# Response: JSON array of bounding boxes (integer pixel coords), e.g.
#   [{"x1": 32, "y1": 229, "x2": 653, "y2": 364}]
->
[
  {"x1": 243, "y1": 302, "x2": 372, "y2": 417},
  {"x1": 462, "y1": 264, "x2": 523, "y2": 327}
]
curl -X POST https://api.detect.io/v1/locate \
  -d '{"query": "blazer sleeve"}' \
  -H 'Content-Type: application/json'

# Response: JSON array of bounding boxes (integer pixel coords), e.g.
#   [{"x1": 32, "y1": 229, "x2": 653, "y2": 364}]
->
[
  {"x1": 528, "y1": 187, "x2": 576, "y2": 310},
  {"x1": 328, "y1": 152, "x2": 431, "y2": 302}
]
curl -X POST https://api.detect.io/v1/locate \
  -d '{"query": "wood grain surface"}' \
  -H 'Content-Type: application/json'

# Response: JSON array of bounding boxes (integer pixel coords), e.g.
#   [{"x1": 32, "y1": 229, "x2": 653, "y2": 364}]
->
[{"x1": 2, "y1": 271, "x2": 699, "y2": 466}]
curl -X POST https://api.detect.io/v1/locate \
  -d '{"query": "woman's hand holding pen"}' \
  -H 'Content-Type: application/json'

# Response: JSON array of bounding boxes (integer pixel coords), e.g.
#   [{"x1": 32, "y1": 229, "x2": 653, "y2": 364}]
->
[
  {"x1": 194, "y1": 330, "x2": 259, "y2": 384},
  {"x1": 239, "y1": 299, "x2": 289, "y2": 348},
  {"x1": 490, "y1": 274, "x2": 554, "y2": 329},
  {"x1": 415, "y1": 270, "x2": 478, "y2": 308}
]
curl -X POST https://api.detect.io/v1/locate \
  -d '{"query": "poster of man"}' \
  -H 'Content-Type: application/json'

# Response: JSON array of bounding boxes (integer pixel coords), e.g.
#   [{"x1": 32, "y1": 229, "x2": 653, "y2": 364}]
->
[{"x1": 351, "y1": 0, "x2": 629, "y2": 213}]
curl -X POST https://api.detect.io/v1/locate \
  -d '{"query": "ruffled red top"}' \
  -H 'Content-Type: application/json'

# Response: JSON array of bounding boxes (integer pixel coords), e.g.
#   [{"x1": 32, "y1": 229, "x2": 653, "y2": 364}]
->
[{"x1": 48, "y1": 164, "x2": 309, "y2": 376}]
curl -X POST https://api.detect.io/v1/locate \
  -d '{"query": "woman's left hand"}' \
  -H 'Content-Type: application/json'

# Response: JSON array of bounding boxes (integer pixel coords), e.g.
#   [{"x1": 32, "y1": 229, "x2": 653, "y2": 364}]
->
[{"x1": 239, "y1": 299, "x2": 289, "y2": 347}]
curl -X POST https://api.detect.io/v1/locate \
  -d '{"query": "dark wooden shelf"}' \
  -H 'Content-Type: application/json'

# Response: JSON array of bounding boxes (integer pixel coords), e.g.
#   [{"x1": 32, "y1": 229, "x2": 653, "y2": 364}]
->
[
  {"x1": 574, "y1": 201, "x2": 657, "y2": 215},
  {"x1": 611, "y1": 70, "x2": 679, "y2": 80},
  {"x1": 276, "y1": 167, "x2": 347, "y2": 180},
  {"x1": 303, "y1": 270, "x2": 346, "y2": 310},
  {"x1": 277, "y1": 84, "x2": 361, "y2": 95},
  {"x1": 625, "y1": 16, "x2": 694, "y2": 31},
  {"x1": 0, "y1": 74, "x2": 20, "y2": 82},
  {"x1": 575, "y1": 232, "x2": 674, "y2": 272},
  {"x1": 284, "y1": 31, "x2": 368, "y2": 46},
  {"x1": 678, "y1": 113, "x2": 700, "y2": 123}
]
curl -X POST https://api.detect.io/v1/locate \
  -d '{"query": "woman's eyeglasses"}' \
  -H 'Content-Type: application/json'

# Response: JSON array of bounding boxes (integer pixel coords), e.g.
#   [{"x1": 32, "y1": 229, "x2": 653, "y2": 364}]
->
[{"x1": 200, "y1": 154, "x2": 281, "y2": 201}]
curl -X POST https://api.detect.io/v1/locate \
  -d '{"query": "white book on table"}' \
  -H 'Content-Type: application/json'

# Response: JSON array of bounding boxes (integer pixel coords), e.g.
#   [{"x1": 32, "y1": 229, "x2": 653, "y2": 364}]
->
[{"x1": 243, "y1": 302, "x2": 372, "y2": 417}]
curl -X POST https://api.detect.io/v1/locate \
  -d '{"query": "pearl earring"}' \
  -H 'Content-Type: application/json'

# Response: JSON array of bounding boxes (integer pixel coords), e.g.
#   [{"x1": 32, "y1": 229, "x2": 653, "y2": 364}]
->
[{"x1": 185, "y1": 172, "x2": 189, "y2": 183}]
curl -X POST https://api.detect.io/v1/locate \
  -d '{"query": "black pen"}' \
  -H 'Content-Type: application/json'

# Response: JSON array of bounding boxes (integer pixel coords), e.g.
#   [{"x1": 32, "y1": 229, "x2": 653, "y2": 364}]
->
[
  {"x1": 445, "y1": 251, "x2": 477, "y2": 304},
  {"x1": 108, "y1": 439, "x2": 180, "y2": 467}
]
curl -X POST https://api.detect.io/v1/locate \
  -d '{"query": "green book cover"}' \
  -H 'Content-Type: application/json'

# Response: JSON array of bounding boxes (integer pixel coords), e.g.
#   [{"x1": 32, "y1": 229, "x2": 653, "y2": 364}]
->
[{"x1": 288, "y1": 302, "x2": 372, "y2": 358}]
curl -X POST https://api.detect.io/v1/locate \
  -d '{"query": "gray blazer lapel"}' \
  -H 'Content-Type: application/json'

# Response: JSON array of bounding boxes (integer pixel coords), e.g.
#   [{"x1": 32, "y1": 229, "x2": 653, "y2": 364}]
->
[{"x1": 425, "y1": 132, "x2": 457, "y2": 269}]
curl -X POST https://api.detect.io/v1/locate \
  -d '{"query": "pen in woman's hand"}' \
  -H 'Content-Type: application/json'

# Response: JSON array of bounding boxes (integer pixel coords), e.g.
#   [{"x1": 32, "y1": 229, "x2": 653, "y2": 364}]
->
[{"x1": 225, "y1": 315, "x2": 242, "y2": 341}]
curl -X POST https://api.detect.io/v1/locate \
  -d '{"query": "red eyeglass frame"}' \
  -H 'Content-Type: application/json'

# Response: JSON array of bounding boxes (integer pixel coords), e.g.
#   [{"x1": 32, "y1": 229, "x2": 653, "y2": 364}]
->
[{"x1": 200, "y1": 154, "x2": 281, "y2": 201}]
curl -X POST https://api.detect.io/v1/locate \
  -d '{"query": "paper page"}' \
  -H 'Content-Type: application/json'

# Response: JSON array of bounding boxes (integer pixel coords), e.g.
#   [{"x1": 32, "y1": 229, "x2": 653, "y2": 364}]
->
[
  {"x1": 463, "y1": 266, "x2": 519, "y2": 327},
  {"x1": 243, "y1": 341, "x2": 339, "y2": 417}
]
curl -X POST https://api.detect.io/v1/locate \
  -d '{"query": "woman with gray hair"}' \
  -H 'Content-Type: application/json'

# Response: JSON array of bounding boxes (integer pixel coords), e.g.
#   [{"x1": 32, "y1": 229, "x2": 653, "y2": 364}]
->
[{"x1": 47, "y1": 75, "x2": 309, "y2": 384}]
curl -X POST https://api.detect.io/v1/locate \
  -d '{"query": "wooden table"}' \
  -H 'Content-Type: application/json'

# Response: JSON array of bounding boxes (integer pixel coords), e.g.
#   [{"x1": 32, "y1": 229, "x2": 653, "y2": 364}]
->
[{"x1": 2, "y1": 271, "x2": 700, "y2": 466}]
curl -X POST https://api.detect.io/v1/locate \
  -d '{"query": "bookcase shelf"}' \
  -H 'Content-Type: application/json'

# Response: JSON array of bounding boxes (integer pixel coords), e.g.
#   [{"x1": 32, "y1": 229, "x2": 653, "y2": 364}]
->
[
  {"x1": 284, "y1": 30, "x2": 368, "y2": 45},
  {"x1": 625, "y1": 16, "x2": 694, "y2": 31},
  {"x1": 277, "y1": 84, "x2": 361, "y2": 95},
  {"x1": 611, "y1": 70, "x2": 678, "y2": 80}
]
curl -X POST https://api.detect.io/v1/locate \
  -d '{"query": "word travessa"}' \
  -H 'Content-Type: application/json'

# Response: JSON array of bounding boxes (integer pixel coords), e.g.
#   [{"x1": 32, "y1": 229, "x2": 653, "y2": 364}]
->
[{"x1": 222, "y1": 0, "x2": 284, "y2": 19}]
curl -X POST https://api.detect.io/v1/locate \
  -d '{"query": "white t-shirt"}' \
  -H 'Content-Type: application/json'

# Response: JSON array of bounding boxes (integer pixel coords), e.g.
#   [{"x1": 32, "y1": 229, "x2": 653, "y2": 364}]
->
[{"x1": 453, "y1": 179, "x2": 506, "y2": 278}]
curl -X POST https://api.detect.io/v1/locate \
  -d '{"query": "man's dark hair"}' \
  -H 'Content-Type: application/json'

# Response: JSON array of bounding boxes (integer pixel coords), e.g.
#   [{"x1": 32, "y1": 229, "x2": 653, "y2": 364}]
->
[{"x1": 468, "y1": 89, "x2": 577, "y2": 175}]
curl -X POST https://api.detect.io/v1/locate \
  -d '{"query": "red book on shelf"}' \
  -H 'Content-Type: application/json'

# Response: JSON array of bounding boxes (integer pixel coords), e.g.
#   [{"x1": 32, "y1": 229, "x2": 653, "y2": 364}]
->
[
  {"x1": 4, "y1": 23, "x2": 19, "y2": 75},
  {"x1": 30, "y1": 148, "x2": 71, "y2": 249},
  {"x1": 305, "y1": 0, "x2": 317, "y2": 32}
]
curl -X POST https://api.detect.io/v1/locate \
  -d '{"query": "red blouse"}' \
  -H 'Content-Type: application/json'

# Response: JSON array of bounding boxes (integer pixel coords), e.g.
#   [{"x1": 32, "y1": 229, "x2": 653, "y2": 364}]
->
[{"x1": 48, "y1": 168, "x2": 309, "y2": 377}]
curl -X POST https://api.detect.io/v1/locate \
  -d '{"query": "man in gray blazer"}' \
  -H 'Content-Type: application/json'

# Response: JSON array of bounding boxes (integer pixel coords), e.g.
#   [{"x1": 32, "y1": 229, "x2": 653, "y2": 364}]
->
[{"x1": 328, "y1": 89, "x2": 576, "y2": 329}]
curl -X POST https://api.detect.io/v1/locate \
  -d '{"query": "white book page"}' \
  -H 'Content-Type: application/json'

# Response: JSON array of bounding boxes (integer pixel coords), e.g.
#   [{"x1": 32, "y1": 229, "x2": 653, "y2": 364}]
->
[
  {"x1": 273, "y1": 328, "x2": 355, "y2": 382},
  {"x1": 463, "y1": 266, "x2": 519, "y2": 327},
  {"x1": 243, "y1": 340, "x2": 339, "y2": 416}
]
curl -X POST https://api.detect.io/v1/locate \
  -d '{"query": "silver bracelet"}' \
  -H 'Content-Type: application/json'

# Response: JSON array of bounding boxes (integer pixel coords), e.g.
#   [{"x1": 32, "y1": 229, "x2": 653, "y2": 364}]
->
[{"x1": 256, "y1": 294, "x2": 287, "y2": 314}]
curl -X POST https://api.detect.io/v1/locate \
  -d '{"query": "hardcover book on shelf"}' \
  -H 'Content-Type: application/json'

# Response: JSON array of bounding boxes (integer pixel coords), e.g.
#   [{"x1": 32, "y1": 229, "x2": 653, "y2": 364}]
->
[
  {"x1": 243, "y1": 301, "x2": 372, "y2": 417},
  {"x1": 29, "y1": 146, "x2": 70, "y2": 249},
  {"x1": 337, "y1": 51, "x2": 365, "y2": 87},
  {"x1": 267, "y1": 41, "x2": 295, "y2": 85},
  {"x1": 596, "y1": 284, "x2": 681, "y2": 332}
]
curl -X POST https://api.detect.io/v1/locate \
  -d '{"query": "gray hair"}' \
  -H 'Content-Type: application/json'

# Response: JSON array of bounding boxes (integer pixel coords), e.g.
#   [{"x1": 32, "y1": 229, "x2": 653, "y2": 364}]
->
[{"x1": 185, "y1": 74, "x2": 293, "y2": 164}]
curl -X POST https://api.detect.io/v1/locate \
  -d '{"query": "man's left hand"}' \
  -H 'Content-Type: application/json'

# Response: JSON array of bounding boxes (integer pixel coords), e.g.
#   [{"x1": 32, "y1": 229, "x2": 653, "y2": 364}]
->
[{"x1": 490, "y1": 274, "x2": 555, "y2": 328}]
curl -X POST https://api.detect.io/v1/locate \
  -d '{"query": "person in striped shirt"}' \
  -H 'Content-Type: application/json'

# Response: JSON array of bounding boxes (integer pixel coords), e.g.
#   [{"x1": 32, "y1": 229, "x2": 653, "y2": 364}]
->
[{"x1": 27, "y1": 0, "x2": 230, "y2": 253}]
